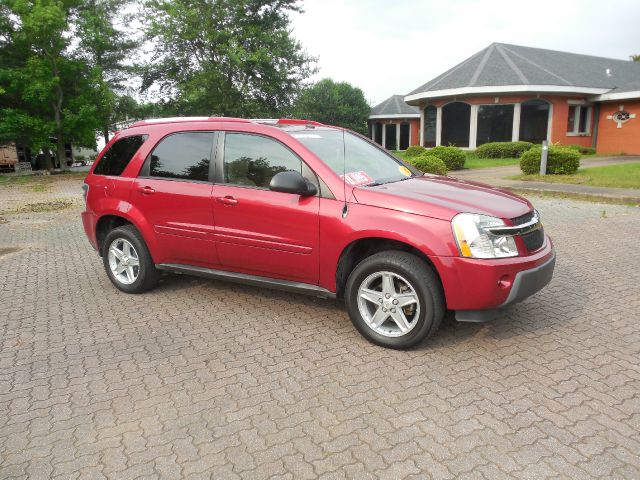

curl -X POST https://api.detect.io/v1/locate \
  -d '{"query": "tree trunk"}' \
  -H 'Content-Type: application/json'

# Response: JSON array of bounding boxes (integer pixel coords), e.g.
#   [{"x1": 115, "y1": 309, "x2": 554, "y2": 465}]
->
[
  {"x1": 56, "y1": 135, "x2": 67, "y2": 171},
  {"x1": 103, "y1": 127, "x2": 110, "y2": 144},
  {"x1": 43, "y1": 148, "x2": 53, "y2": 171}
]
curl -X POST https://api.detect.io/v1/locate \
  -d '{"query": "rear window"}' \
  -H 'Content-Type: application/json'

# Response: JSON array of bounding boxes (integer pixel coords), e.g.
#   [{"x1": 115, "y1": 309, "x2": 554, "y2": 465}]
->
[{"x1": 94, "y1": 135, "x2": 148, "y2": 176}]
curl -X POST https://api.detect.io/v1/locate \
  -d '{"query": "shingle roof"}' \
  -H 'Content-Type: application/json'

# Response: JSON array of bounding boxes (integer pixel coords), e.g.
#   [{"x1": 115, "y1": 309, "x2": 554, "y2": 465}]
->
[
  {"x1": 407, "y1": 43, "x2": 640, "y2": 100},
  {"x1": 370, "y1": 95, "x2": 420, "y2": 117}
]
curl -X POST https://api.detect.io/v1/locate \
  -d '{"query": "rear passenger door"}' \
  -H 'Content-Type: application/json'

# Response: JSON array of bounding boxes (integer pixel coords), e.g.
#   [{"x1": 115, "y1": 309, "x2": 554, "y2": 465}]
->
[
  {"x1": 133, "y1": 131, "x2": 218, "y2": 267},
  {"x1": 211, "y1": 132, "x2": 320, "y2": 284}
]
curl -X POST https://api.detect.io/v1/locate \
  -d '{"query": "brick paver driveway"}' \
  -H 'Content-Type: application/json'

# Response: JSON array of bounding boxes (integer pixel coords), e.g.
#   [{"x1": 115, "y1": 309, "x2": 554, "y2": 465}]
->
[{"x1": 1, "y1": 177, "x2": 639, "y2": 479}]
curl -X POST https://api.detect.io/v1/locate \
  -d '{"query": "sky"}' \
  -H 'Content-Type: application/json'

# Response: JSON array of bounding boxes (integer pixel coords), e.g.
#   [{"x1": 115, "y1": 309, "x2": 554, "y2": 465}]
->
[{"x1": 289, "y1": 0, "x2": 640, "y2": 107}]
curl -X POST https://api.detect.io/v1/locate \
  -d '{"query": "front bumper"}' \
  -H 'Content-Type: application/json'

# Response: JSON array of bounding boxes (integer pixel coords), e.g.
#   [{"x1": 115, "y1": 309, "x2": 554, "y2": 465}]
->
[{"x1": 455, "y1": 250, "x2": 556, "y2": 322}]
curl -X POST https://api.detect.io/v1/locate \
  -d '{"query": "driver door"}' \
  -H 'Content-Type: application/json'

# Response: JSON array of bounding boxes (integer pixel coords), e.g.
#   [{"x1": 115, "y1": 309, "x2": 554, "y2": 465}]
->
[{"x1": 211, "y1": 132, "x2": 320, "y2": 284}]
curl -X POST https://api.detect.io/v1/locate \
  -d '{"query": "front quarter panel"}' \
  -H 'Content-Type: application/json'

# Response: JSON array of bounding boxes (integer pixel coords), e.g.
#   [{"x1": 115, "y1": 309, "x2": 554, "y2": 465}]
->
[{"x1": 318, "y1": 199, "x2": 456, "y2": 292}]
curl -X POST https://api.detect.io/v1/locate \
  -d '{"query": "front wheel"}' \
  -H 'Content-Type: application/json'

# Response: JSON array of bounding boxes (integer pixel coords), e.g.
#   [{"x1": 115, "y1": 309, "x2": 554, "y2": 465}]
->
[
  {"x1": 102, "y1": 225, "x2": 159, "y2": 294},
  {"x1": 345, "y1": 251, "x2": 444, "y2": 349}
]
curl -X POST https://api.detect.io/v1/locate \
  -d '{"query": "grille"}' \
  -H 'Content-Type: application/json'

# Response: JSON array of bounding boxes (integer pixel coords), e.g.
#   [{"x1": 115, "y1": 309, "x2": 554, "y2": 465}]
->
[
  {"x1": 511, "y1": 210, "x2": 544, "y2": 252},
  {"x1": 511, "y1": 210, "x2": 535, "y2": 226},
  {"x1": 521, "y1": 227, "x2": 544, "y2": 251}
]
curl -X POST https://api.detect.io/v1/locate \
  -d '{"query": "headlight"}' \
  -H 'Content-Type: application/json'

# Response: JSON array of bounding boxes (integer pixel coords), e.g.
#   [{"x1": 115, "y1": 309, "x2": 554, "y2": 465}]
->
[{"x1": 452, "y1": 213, "x2": 518, "y2": 258}]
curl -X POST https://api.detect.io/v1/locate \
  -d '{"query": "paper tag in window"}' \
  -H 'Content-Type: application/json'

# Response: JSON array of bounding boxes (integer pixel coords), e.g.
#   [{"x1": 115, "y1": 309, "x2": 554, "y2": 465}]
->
[{"x1": 340, "y1": 171, "x2": 374, "y2": 186}]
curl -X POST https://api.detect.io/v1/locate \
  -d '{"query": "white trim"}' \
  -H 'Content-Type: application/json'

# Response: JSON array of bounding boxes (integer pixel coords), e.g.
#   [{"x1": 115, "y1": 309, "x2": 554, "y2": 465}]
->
[
  {"x1": 382, "y1": 124, "x2": 387, "y2": 149},
  {"x1": 469, "y1": 105, "x2": 478, "y2": 149},
  {"x1": 404, "y1": 85, "x2": 609, "y2": 103},
  {"x1": 396, "y1": 122, "x2": 401, "y2": 151},
  {"x1": 567, "y1": 99, "x2": 587, "y2": 105},
  {"x1": 512, "y1": 103, "x2": 521, "y2": 141},
  {"x1": 435, "y1": 106, "x2": 442, "y2": 146},
  {"x1": 596, "y1": 91, "x2": 640, "y2": 101},
  {"x1": 419, "y1": 108, "x2": 424, "y2": 146},
  {"x1": 368, "y1": 114, "x2": 421, "y2": 119},
  {"x1": 546, "y1": 103, "x2": 553, "y2": 142},
  {"x1": 371, "y1": 122, "x2": 376, "y2": 141}
]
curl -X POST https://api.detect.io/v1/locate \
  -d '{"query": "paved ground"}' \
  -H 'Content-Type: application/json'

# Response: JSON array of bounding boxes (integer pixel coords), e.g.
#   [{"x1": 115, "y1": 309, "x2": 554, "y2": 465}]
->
[
  {"x1": 454, "y1": 156, "x2": 640, "y2": 202},
  {"x1": 1, "y1": 177, "x2": 639, "y2": 479}
]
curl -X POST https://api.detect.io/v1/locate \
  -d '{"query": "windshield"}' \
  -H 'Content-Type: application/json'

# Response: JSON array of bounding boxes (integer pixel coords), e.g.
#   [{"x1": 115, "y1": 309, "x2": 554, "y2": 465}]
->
[{"x1": 291, "y1": 130, "x2": 416, "y2": 186}]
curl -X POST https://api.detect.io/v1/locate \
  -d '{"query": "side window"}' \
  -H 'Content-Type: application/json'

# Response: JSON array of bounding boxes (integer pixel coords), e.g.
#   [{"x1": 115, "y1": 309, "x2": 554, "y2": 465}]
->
[
  {"x1": 94, "y1": 135, "x2": 147, "y2": 176},
  {"x1": 145, "y1": 132, "x2": 214, "y2": 181},
  {"x1": 224, "y1": 133, "x2": 302, "y2": 188}
]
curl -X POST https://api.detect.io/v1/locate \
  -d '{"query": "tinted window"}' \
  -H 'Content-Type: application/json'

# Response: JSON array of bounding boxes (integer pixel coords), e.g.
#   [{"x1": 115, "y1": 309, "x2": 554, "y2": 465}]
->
[
  {"x1": 147, "y1": 132, "x2": 214, "y2": 181},
  {"x1": 224, "y1": 133, "x2": 302, "y2": 188},
  {"x1": 94, "y1": 135, "x2": 147, "y2": 176}
]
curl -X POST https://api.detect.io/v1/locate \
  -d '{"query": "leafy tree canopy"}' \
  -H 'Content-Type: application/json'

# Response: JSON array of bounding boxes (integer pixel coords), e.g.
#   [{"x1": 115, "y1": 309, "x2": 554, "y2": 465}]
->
[
  {"x1": 293, "y1": 78, "x2": 370, "y2": 134},
  {"x1": 141, "y1": 0, "x2": 317, "y2": 118}
]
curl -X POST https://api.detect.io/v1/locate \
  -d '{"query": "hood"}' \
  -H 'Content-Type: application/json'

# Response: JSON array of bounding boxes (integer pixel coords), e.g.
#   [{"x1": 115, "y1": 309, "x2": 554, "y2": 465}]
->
[{"x1": 352, "y1": 175, "x2": 532, "y2": 221}]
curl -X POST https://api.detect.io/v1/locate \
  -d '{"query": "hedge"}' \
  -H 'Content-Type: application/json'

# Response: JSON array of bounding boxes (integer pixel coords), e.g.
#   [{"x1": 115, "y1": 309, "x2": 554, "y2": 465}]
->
[
  {"x1": 520, "y1": 146, "x2": 581, "y2": 175},
  {"x1": 567, "y1": 144, "x2": 596, "y2": 155},
  {"x1": 409, "y1": 154, "x2": 448, "y2": 176},
  {"x1": 429, "y1": 146, "x2": 466, "y2": 170},
  {"x1": 405, "y1": 145, "x2": 426, "y2": 157},
  {"x1": 475, "y1": 141, "x2": 534, "y2": 159}
]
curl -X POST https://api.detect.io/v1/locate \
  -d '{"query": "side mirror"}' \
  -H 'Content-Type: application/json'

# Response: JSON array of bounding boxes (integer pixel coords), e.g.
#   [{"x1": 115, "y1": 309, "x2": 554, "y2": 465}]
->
[{"x1": 269, "y1": 171, "x2": 317, "y2": 196}]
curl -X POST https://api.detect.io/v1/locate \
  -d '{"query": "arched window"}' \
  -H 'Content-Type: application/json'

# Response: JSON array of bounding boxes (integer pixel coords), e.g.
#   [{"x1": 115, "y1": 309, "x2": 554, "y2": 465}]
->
[
  {"x1": 519, "y1": 100, "x2": 550, "y2": 144},
  {"x1": 441, "y1": 102, "x2": 471, "y2": 147},
  {"x1": 423, "y1": 106, "x2": 437, "y2": 147}
]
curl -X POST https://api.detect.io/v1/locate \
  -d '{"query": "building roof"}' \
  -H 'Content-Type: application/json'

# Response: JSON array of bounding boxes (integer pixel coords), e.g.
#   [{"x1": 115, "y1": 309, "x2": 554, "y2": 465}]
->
[
  {"x1": 405, "y1": 43, "x2": 640, "y2": 103},
  {"x1": 370, "y1": 94, "x2": 421, "y2": 118}
]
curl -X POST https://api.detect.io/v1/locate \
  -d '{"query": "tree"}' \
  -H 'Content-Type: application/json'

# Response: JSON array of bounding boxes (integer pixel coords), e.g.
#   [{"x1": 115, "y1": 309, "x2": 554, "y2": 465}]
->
[
  {"x1": 293, "y1": 79, "x2": 370, "y2": 134},
  {"x1": 632, "y1": 54, "x2": 640, "y2": 62},
  {"x1": 140, "y1": 0, "x2": 316, "y2": 118},
  {"x1": 76, "y1": 0, "x2": 140, "y2": 142},
  {"x1": 0, "y1": 0, "x2": 107, "y2": 169}
]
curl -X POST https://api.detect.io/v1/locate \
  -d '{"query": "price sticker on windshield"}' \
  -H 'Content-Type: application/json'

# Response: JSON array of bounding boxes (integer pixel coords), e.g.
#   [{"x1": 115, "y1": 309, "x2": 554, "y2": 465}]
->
[{"x1": 340, "y1": 171, "x2": 374, "y2": 186}]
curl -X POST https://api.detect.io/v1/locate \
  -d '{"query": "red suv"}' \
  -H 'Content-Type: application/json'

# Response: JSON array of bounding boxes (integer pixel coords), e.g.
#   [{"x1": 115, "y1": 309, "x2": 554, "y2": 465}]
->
[{"x1": 82, "y1": 117, "x2": 555, "y2": 349}]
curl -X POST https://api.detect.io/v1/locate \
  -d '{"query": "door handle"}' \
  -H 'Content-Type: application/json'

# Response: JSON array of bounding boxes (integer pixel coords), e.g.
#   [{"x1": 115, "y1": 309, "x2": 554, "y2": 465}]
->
[
  {"x1": 138, "y1": 186, "x2": 155, "y2": 195},
  {"x1": 216, "y1": 196, "x2": 238, "y2": 205}
]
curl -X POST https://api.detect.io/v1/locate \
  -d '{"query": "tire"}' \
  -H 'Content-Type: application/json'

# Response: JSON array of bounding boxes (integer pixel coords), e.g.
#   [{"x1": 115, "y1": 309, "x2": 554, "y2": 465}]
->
[
  {"x1": 345, "y1": 251, "x2": 445, "y2": 349},
  {"x1": 102, "y1": 225, "x2": 159, "y2": 294}
]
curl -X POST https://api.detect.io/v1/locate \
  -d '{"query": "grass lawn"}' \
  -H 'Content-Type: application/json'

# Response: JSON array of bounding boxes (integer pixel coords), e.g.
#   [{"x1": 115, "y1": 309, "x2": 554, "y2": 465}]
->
[
  {"x1": 510, "y1": 162, "x2": 640, "y2": 189},
  {"x1": 464, "y1": 154, "x2": 520, "y2": 169},
  {"x1": 0, "y1": 171, "x2": 86, "y2": 187}
]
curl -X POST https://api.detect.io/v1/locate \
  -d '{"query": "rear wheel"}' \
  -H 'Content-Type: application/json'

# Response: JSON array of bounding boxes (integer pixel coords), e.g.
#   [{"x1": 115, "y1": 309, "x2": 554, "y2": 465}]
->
[
  {"x1": 345, "y1": 251, "x2": 444, "y2": 349},
  {"x1": 102, "y1": 225, "x2": 159, "y2": 293}
]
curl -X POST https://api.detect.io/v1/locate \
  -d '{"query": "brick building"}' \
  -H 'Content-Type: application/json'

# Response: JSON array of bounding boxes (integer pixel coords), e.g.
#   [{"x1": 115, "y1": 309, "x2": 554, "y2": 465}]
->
[{"x1": 369, "y1": 43, "x2": 640, "y2": 154}]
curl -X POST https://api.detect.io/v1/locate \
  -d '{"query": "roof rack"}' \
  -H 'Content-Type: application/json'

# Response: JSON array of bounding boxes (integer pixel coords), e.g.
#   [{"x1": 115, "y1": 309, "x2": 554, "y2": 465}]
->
[
  {"x1": 250, "y1": 118, "x2": 325, "y2": 127},
  {"x1": 128, "y1": 117, "x2": 251, "y2": 128},
  {"x1": 126, "y1": 117, "x2": 324, "y2": 129}
]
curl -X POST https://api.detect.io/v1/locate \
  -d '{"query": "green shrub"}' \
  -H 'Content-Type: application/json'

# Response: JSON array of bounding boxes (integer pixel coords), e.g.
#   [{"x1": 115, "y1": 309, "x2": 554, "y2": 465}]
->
[
  {"x1": 74, "y1": 155, "x2": 85, "y2": 161},
  {"x1": 475, "y1": 141, "x2": 533, "y2": 159},
  {"x1": 567, "y1": 144, "x2": 596, "y2": 155},
  {"x1": 429, "y1": 146, "x2": 466, "y2": 170},
  {"x1": 409, "y1": 154, "x2": 448, "y2": 176},
  {"x1": 405, "y1": 145, "x2": 426, "y2": 157},
  {"x1": 520, "y1": 146, "x2": 581, "y2": 175}
]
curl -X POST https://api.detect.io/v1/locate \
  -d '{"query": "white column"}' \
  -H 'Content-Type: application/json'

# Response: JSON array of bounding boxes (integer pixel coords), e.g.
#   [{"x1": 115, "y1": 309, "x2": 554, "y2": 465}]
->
[
  {"x1": 382, "y1": 124, "x2": 387, "y2": 149},
  {"x1": 546, "y1": 103, "x2": 554, "y2": 142},
  {"x1": 469, "y1": 104, "x2": 478, "y2": 149},
  {"x1": 419, "y1": 108, "x2": 425, "y2": 146},
  {"x1": 512, "y1": 103, "x2": 521, "y2": 141},
  {"x1": 396, "y1": 123, "x2": 401, "y2": 150},
  {"x1": 371, "y1": 122, "x2": 375, "y2": 141},
  {"x1": 435, "y1": 106, "x2": 442, "y2": 146}
]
